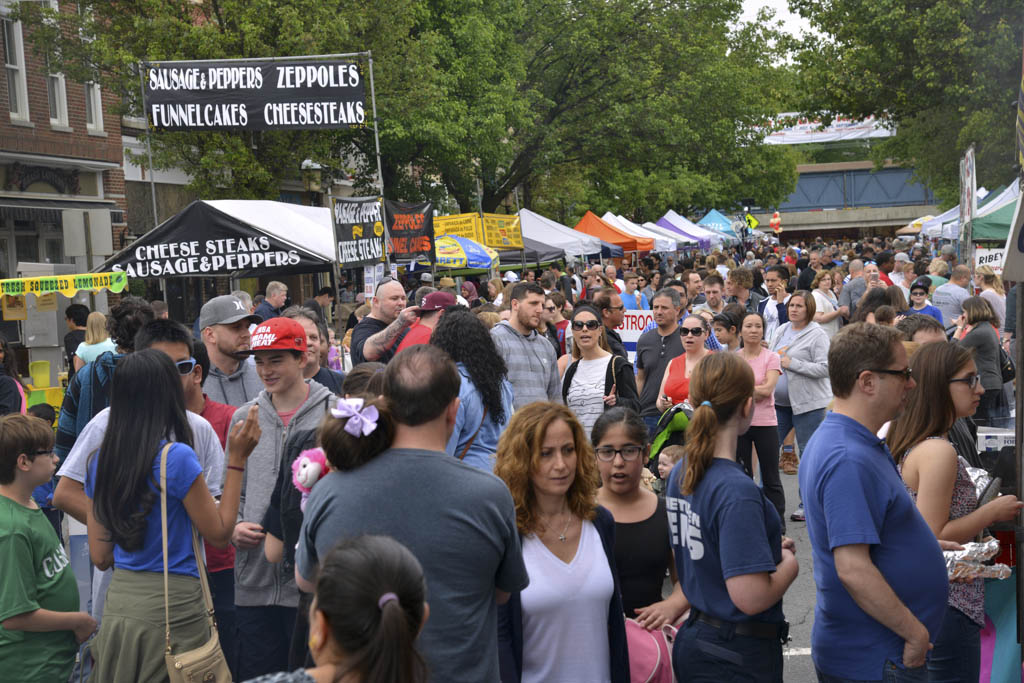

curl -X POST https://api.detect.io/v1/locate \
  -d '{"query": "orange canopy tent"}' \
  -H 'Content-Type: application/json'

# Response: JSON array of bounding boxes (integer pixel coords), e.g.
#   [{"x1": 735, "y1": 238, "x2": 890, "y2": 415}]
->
[{"x1": 574, "y1": 211, "x2": 654, "y2": 252}]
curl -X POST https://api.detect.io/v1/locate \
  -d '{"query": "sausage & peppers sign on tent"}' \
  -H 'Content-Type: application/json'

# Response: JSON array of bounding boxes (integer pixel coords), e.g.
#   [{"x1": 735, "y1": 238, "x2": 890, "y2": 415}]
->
[{"x1": 98, "y1": 200, "x2": 336, "y2": 277}]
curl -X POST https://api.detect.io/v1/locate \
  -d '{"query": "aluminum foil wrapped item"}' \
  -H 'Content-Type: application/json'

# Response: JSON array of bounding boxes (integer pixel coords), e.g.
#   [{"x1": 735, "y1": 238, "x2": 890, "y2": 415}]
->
[
  {"x1": 945, "y1": 537, "x2": 1008, "y2": 581},
  {"x1": 965, "y1": 466, "x2": 993, "y2": 502}
]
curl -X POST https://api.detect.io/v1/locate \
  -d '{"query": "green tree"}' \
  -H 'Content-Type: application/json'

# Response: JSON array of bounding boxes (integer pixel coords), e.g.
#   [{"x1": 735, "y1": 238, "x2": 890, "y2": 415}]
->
[{"x1": 789, "y1": 0, "x2": 1024, "y2": 206}]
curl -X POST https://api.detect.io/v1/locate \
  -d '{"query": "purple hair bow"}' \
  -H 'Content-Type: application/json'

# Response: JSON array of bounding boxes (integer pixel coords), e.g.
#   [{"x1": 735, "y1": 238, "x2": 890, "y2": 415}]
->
[{"x1": 331, "y1": 398, "x2": 379, "y2": 437}]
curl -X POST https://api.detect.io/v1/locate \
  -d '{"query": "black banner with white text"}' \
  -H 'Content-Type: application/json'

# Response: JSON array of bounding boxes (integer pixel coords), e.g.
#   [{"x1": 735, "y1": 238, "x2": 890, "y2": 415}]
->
[
  {"x1": 334, "y1": 196, "x2": 386, "y2": 267},
  {"x1": 144, "y1": 59, "x2": 366, "y2": 131}
]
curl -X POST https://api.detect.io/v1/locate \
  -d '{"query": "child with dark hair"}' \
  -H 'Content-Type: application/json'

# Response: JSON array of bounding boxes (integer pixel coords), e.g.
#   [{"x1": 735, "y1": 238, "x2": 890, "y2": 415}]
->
[
  {"x1": 26, "y1": 403, "x2": 56, "y2": 426},
  {"x1": 0, "y1": 414, "x2": 95, "y2": 682}
]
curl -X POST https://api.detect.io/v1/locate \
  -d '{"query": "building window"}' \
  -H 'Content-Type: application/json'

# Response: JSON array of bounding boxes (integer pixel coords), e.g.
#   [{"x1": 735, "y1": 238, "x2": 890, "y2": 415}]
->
[
  {"x1": 47, "y1": 72, "x2": 69, "y2": 127},
  {"x1": 85, "y1": 81, "x2": 102, "y2": 131},
  {"x1": 2, "y1": 18, "x2": 29, "y2": 121}
]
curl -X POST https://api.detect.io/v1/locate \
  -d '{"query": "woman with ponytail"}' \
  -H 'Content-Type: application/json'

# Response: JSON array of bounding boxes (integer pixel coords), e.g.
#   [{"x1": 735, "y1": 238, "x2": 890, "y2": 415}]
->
[
  {"x1": 665, "y1": 353, "x2": 798, "y2": 682},
  {"x1": 245, "y1": 534, "x2": 429, "y2": 683}
]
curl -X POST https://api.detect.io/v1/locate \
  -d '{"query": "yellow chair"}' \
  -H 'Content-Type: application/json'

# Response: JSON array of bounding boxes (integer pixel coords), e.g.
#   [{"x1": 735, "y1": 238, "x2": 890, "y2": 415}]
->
[{"x1": 29, "y1": 360, "x2": 51, "y2": 389}]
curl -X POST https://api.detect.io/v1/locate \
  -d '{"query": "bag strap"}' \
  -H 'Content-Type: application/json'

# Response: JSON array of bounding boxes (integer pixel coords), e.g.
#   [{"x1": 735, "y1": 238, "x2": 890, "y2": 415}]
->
[
  {"x1": 459, "y1": 406, "x2": 488, "y2": 460},
  {"x1": 161, "y1": 442, "x2": 217, "y2": 656}
]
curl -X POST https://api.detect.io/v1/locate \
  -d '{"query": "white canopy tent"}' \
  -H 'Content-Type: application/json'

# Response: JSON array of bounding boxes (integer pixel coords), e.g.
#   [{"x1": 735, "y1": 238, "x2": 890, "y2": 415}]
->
[
  {"x1": 518, "y1": 208, "x2": 603, "y2": 258},
  {"x1": 206, "y1": 200, "x2": 336, "y2": 259},
  {"x1": 661, "y1": 210, "x2": 731, "y2": 247},
  {"x1": 935, "y1": 184, "x2": 1017, "y2": 240},
  {"x1": 601, "y1": 212, "x2": 677, "y2": 252}
]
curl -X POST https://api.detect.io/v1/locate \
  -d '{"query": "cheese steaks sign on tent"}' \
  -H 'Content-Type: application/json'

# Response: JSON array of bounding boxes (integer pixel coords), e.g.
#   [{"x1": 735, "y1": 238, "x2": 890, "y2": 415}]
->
[
  {"x1": 334, "y1": 196, "x2": 385, "y2": 267},
  {"x1": 144, "y1": 59, "x2": 366, "y2": 131},
  {"x1": 386, "y1": 200, "x2": 434, "y2": 261}
]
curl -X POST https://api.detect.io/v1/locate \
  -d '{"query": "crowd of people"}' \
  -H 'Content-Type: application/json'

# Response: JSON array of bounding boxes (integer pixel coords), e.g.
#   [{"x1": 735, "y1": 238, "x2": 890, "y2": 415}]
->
[{"x1": 0, "y1": 233, "x2": 1019, "y2": 682}]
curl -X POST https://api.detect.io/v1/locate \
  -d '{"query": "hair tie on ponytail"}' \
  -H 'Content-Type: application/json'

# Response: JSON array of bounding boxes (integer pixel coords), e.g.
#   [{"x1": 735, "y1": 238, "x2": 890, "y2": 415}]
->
[
  {"x1": 377, "y1": 592, "x2": 399, "y2": 610},
  {"x1": 700, "y1": 400, "x2": 712, "y2": 408}
]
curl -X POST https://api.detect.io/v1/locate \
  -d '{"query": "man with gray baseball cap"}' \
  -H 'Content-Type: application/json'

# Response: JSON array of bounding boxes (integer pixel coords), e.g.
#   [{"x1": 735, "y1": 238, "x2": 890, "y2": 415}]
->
[{"x1": 201, "y1": 295, "x2": 265, "y2": 407}]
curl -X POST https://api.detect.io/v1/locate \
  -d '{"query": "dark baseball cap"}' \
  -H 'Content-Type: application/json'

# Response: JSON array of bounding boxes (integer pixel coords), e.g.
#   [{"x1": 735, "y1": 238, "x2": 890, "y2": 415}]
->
[
  {"x1": 910, "y1": 276, "x2": 932, "y2": 292},
  {"x1": 417, "y1": 291, "x2": 456, "y2": 312},
  {"x1": 199, "y1": 295, "x2": 262, "y2": 330}
]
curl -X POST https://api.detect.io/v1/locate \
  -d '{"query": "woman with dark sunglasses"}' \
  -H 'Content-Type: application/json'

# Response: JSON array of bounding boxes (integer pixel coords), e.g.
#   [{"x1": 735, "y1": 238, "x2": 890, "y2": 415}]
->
[
  {"x1": 561, "y1": 306, "x2": 638, "y2": 436},
  {"x1": 655, "y1": 314, "x2": 712, "y2": 413},
  {"x1": 887, "y1": 342, "x2": 1023, "y2": 682}
]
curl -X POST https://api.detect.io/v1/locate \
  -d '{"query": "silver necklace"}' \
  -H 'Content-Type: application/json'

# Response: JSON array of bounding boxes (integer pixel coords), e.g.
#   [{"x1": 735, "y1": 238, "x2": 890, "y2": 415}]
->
[{"x1": 543, "y1": 507, "x2": 573, "y2": 542}]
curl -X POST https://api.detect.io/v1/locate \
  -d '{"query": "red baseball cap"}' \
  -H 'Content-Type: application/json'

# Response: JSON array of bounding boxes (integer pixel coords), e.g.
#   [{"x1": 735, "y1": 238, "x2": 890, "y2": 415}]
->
[
  {"x1": 248, "y1": 317, "x2": 307, "y2": 353},
  {"x1": 417, "y1": 291, "x2": 456, "y2": 312}
]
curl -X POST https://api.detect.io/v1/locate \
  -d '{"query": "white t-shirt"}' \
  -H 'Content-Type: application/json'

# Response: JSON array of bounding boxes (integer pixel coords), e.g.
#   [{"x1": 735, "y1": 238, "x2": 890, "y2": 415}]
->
[
  {"x1": 58, "y1": 408, "x2": 225, "y2": 496},
  {"x1": 565, "y1": 355, "x2": 611, "y2": 437},
  {"x1": 811, "y1": 289, "x2": 841, "y2": 338},
  {"x1": 521, "y1": 520, "x2": 613, "y2": 683}
]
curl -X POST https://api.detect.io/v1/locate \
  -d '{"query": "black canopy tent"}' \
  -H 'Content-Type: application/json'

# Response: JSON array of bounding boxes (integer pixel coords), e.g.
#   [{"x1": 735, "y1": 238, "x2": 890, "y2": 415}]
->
[
  {"x1": 97, "y1": 199, "x2": 337, "y2": 278},
  {"x1": 497, "y1": 236, "x2": 565, "y2": 267}
]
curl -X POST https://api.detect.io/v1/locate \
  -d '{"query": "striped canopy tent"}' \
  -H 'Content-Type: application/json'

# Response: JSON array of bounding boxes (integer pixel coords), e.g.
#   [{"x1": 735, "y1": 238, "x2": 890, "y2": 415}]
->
[{"x1": 574, "y1": 211, "x2": 653, "y2": 252}]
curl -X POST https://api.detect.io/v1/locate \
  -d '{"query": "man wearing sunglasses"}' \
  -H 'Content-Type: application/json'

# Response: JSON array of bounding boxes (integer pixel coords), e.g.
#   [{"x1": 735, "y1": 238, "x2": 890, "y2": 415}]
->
[
  {"x1": 593, "y1": 287, "x2": 628, "y2": 360},
  {"x1": 350, "y1": 278, "x2": 418, "y2": 366},
  {"x1": 800, "y1": 323, "x2": 947, "y2": 682}
]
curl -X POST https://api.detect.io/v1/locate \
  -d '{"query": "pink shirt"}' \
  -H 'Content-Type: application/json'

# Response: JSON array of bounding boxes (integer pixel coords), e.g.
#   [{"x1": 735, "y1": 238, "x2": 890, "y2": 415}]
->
[{"x1": 739, "y1": 346, "x2": 781, "y2": 426}]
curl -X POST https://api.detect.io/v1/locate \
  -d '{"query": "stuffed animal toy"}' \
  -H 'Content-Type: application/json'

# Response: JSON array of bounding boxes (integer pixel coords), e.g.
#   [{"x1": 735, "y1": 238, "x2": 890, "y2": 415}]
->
[{"x1": 291, "y1": 447, "x2": 329, "y2": 511}]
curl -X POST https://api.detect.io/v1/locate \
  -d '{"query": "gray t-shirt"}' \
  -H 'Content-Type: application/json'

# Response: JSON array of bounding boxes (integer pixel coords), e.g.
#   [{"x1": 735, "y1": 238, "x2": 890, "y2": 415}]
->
[
  {"x1": 296, "y1": 448, "x2": 529, "y2": 683},
  {"x1": 932, "y1": 282, "x2": 970, "y2": 329},
  {"x1": 635, "y1": 327, "x2": 684, "y2": 417}
]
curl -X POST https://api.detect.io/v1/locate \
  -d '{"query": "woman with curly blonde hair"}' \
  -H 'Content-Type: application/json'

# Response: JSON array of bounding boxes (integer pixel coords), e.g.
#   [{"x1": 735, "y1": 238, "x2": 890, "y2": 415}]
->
[{"x1": 494, "y1": 402, "x2": 629, "y2": 682}]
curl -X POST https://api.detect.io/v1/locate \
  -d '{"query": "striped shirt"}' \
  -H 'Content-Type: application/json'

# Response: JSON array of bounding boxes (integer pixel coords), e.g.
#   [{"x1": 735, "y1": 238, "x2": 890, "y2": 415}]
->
[{"x1": 490, "y1": 321, "x2": 561, "y2": 410}]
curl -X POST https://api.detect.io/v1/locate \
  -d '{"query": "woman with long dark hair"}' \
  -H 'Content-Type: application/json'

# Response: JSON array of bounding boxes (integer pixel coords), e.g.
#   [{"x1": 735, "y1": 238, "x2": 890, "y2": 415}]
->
[
  {"x1": 430, "y1": 308, "x2": 514, "y2": 470},
  {"x1": 0, "y1": 333, "x2": 26, "y2": 415},
  {"x1": 249, "y1": 535, "x2": 430, "y2": 683},
  {"x1": 666, "y1": 353, "x2": 797, "y2": 682},
  {"x1": 86, "y1": 350, "x2": 260, "y2": 681},
  {"x1": 593, "y1": 408, "x2": 688, "y2": 629},
  {"x1": 887, "y1": 342, "x2": 1023, "y2": 682}
]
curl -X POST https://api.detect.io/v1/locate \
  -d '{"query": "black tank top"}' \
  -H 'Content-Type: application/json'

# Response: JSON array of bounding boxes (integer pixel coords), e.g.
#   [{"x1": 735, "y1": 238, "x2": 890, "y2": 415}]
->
[{"x1": 613, "y1": 497, "x2": 673, "y2": 618}]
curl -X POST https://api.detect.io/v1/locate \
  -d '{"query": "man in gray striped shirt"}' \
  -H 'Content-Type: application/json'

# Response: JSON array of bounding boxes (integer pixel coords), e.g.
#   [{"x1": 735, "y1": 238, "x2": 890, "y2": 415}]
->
[{"x1": 490, "y1": 281, "x2": 561, "y2": 410}]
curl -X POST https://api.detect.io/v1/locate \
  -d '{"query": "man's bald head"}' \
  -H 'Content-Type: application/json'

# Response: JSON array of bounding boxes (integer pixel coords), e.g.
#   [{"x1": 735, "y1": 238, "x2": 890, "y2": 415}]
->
[{"x1": 383, "y1": 345, "x2": 460, "y2": 426}]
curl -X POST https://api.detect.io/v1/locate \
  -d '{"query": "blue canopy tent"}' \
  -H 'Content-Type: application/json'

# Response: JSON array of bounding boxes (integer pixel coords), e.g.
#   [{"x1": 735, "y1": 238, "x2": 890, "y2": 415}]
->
[{"x1": 698, "y1": 209, "x2": 739, "y2": 239}]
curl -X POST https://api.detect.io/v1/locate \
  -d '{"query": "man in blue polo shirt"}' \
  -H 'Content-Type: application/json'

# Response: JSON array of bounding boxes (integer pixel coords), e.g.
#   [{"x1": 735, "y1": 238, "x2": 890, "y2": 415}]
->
[{"x1": 800, "y1": 323, "x2": 948, "y2": 682}]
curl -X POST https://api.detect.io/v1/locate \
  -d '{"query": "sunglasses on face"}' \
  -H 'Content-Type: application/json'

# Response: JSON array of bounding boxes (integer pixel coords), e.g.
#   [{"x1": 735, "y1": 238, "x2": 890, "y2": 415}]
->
[
  {"x1": 572, "y1": 319, "x2": 602, "y2": 331},
  {"x1": 868, "y1": 367, "x2": 913, "y2": 381},
  {"x1": 176, "y1": 358, "x2": 198, "y2": 375},
  {"x1": 680, "y1": 326, "x2": 705, "y2": 336}
]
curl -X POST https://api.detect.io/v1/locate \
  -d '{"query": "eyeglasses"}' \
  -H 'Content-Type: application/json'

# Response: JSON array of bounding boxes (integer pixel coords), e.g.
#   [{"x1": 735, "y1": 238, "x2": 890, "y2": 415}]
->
[
  {"x1": 606, "y1": 305, "x2": 625, "y2": 312},
  {"x1": 176, "y1": 358, "x2": 198, "y2": 375},
  {"x1": 373, "y1": 276, "x2": 395, "y2": 293},
  {"x1": 30, "y1": 449, "x2": 54, "y2": 457},
  {"x1": 867, "y1": 367, "x2": 913, "y2": 381},
  {"x1": 595, "y1": 445, "x2": 644, "y2": 462},
  {"x1": 679, "y1": 326, "x2": 705, "y2": 336},
  {"x1": 949, "y1": 374, "x2": 982, "y2": 389},
  {"x1": 572, "y1": 320, "x2": 602, "y2": 331}
]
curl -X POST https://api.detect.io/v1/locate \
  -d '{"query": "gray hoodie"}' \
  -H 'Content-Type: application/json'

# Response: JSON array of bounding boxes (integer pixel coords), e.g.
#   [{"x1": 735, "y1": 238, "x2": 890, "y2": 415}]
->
[
  {"x1": 206, "y1": 358, "x2": 264, "y2": 407},
  {"x1": 229, "y1": 379, "x2": 334, "y2": 608}
]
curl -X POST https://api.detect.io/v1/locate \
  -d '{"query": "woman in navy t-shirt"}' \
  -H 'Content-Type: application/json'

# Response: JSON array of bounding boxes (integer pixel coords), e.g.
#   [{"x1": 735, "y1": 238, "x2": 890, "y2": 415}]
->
[
  {"x1": 85, "y1": 349, "x2": 260, "y2": 681},
  {"x1": 666, "y1": 352, "x2": 799, "y2": 682}
]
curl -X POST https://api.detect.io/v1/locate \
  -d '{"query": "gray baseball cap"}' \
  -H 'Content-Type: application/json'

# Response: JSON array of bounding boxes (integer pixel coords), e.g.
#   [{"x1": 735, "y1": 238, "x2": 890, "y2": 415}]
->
[{"x1": 199, "y1": 295, "x2": 262, "y2": 330}]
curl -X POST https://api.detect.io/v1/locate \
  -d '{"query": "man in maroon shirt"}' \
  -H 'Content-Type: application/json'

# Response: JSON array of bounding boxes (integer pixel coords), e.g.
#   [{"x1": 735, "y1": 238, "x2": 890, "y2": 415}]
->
[
  {"x1": 186, "y1": 342, "x2": 241, "y2": 678},
  {"x1": 396, "y1": 291, "x2": 456, "y2": 352}
]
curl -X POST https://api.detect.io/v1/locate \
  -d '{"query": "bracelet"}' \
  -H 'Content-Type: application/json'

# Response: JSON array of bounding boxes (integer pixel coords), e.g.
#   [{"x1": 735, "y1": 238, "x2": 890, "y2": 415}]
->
[{"x1": 227, "y1": 465, "x2": 244, "y2": 473}]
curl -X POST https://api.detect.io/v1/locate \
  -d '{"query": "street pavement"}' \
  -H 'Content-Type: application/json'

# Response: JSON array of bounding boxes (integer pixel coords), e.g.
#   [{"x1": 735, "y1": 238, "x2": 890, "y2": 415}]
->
[{"x1": 780, "y1": 466, "x2": 817, "y2": 682}]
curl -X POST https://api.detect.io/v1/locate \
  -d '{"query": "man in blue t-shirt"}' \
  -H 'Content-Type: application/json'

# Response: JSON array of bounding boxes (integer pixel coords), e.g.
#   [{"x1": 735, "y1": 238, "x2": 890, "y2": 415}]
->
[{"x1": 800, "y1": 323, "x2": 948, "y2": 682}]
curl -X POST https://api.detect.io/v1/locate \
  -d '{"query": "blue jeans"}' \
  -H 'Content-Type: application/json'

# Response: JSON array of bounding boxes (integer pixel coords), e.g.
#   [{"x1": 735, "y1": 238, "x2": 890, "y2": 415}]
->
[
  {"x1": 644, "y1": 414, "x2": 661, "y2": 440},
  {"x1": 235, "y1": 605, "x2": 297, "y2": 680},
  {"x1": 776, "y1": 406, "x2": 825, "y2": 508},
  {"x1": 926, "y1": 605, "x2": 980, "y2": 683},
  {"x1": 673, "y1": 620, "x2": 783, "y2": 682},
  {"x1": 816, "y1": 660, "x2": 927, "y2": 683}
]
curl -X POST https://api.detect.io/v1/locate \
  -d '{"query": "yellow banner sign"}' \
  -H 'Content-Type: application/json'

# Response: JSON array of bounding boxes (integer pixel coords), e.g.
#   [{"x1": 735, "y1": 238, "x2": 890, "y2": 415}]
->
[
  {"x1": 481, "y1": 213, "x2": 523, "y2": 249},
  {"x1": 434, "y1": 213, "x2": 483, "y2": 242},
  {"x1": 0, "y1": 271, "x2": 128, "y2": 298}
]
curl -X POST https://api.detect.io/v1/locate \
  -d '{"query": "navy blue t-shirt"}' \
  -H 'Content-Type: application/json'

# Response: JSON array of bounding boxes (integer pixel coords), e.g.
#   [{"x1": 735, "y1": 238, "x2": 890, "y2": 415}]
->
[
  {"x1": 666, "y1": 457, "x2": 784, "y2": 624},
  {"x1": 799, "y1": 412, "x2": 948, "y2": 680}
]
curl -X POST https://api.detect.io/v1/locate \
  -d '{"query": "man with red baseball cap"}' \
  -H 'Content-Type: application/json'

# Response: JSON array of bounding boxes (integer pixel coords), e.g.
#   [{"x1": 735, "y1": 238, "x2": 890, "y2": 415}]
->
[
  {"x1": 396, "y1": 290, "x2": 456, "y2": 352},
  {"x1": 226, "y1": 316, "x2": 335, "y2": 679}
]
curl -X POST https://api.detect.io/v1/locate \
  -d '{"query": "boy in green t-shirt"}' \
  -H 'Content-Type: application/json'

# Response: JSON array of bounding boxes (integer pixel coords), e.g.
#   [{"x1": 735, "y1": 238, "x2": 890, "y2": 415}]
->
[{"x1": 0, "y1": 414, "x2": 95, "y2": 682}]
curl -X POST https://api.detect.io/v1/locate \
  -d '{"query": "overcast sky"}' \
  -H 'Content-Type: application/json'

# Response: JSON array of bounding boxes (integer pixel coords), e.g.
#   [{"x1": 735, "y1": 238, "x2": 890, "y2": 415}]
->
[{"x1": 738, "y1": 0, "x2": 813, "y2": 37}]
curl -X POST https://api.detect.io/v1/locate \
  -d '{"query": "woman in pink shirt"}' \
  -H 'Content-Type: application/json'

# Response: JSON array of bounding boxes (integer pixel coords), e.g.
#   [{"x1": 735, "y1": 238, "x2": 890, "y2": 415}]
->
[{"x1": 735, "y1": 311, "x2": 786, "y2": 530}]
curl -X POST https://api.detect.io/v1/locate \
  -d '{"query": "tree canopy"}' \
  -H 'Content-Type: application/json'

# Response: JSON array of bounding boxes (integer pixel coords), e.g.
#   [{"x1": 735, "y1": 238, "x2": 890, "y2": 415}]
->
[
  {"x1": 17, "y1": 0, "x2": 798, "y2": 224},
  {"x1": 789, "y1": 0, "x2": 1024, "y2": 207}
]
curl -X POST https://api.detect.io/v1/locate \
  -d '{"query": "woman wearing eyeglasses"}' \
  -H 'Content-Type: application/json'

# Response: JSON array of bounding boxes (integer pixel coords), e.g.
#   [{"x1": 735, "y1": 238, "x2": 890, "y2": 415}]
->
[
  {"x1": 887, "y1": 342, "x2": 1023, "y2": 682},
  {"x1": 561, "y1": 307, "x2": 639, "y2": 436},
  {"x1": 666, "y1": 352, "x2": 797, "y2": 682},
  {"x1": 593, "y1": 408, "x2": 689, "y2": 631},
  {"x1": 656, "y1": 314, "x2": 712, "y2": 414},
  {"x1": 954, "y1": 297, "x2": 1008, "y2": 426},
  {"x1": 495, "y1": 402, "x2": 629, "y2": 683},
  {"x1": 769, "y1": 291, "x2": 831, "y2": 522}
]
